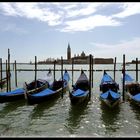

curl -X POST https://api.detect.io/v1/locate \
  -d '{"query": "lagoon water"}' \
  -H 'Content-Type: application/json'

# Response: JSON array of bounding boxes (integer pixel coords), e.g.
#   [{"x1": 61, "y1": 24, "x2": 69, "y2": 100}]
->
[{"x1": 0, "y1": 63, "x2": 140, "y2": 137}]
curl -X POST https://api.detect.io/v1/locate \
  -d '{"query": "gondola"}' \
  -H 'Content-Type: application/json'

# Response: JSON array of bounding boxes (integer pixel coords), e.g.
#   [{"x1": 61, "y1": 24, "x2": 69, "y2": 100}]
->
[
  {"x1": 69, "y1": 70, "x2": 90, "y2": 105},
  {"x1": 0, "y1": 88, "x2": 25, "y2": 103},
  {"x1": 124, "y1": 73, "x2": 140, "y2": 106},
  {"x1": 25, "y1": 70, "x2": 70, "y2": 105},
  {"x1": 99, "y1": 71, "x2": 120, "y2": 108},
  {"x1": 0, "y1": 71, "x2": 51, "y2": 103}
]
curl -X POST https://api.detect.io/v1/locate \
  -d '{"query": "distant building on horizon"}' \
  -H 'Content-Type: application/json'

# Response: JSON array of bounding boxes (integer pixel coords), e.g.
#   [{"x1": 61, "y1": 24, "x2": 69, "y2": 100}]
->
[
  {"x1": 65, "y1": 43, "x2": 113, "y2": 64},
  {"x1": 38, "y1": 43, "x2": 114, "y2": 64}
]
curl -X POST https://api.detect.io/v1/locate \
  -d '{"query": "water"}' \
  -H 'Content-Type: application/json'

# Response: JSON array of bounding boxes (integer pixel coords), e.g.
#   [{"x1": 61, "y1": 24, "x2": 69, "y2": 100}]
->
[{"x1": 0, "y1": 64, "x2": 140, "y2": 137}]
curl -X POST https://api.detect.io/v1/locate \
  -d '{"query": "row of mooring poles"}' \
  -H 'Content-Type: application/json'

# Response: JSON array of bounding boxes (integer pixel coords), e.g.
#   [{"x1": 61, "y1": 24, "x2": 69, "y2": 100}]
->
[{"x1": 1, "y1": 51, "x2": 139, "y2": 101}]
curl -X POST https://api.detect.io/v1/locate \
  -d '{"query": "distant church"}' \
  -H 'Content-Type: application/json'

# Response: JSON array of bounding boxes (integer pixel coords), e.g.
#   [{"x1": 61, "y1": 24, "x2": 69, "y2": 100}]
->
[
  {"x1": 38, "y1": 43, "x2": 114, "y2": 64},
  {"x1": 66, "y1": 43, "x2": 90, "y2": 64},
  {"x1": 66, "y1": 43, "x2": 113, "y2": 64},
  {"x1": 67, "y1": 43, "x2": 71, "y2": 61}
]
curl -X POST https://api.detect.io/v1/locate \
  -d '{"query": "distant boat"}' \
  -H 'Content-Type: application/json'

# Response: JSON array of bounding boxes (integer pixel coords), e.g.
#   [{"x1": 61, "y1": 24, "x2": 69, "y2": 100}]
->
[
  {"x1": 25, "y1": 70, "x2": 70, "y2": 105},
  {"x1": 124, "y1": 73, "x2": 140, "y2": 106},
  {"x1": 69, "y1": 70, "x2": 90, "y2": 105},
  {"x1": 99, "y1": 70, "x2": 121, "y2": 108}
]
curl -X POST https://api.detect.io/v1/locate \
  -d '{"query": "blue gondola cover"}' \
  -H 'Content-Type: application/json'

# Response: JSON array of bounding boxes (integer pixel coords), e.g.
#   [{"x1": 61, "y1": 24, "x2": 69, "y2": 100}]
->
[
  {"x1": 63, "y1": 72, "x2": 70, "y2": 82},
  {"x1": 100, "y1": 89, "x2": 120, "y2": 99},
  {"x1": 73, "y1": 89, "x2": 87, "y2": 97},
  {"x1": 124, "y1": 73, "x2": 134, "y2": 82},
  {"x1": 132, "y1": 93, "x2": 140, "y2": 102},
  {"x1": 0, "y1": 88, "x2": 24, "y2": 96},
  {"x1": 101, "y1": 73, "x2": 114, "y2": 83},
  {"x1": 31, "y1": 88, "x2": 55, "y2": 97}
]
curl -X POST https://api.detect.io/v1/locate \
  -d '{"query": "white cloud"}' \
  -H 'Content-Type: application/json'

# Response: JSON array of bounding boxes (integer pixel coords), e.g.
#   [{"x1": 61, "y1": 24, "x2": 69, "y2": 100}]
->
[
  {"x1": 60, "y1": 15, "x2": 121, "y2": 32},
  {"x1": 66, "y1": 3, "x2": 103, "y2": 18},
  {"x1": 61, "y1": 3, "x2": 78, "y2": 10},
  {"x1": 0, "y1": 2, "x2": 140, "y2": 32},
  {"x1": 0, "y1": 3, "x2": 18, "y2": 16},
  {"x1": 0, "y1": 2, "x2": 112, "y2": 32},
  {"x1": 90, "y1": 37, "x2": 140, "y2": 62},
  {"x1": 113, "y1": 3, "x2": 140, "y2": 18},
  {"x1": 0, "y1": 2, "x2": 63, "y2": 26}
]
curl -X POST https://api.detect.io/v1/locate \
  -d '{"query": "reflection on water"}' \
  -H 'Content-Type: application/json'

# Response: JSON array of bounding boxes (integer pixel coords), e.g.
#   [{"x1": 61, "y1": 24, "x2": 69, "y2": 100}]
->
[
  {"x1": 0, "y1": 99, "x2": 26, "y2": 117},
  {"x1": 30, "y1": 95, "x2": 60, "y2": 119},
  {"x1": 130, "y1": 102, "x2": 140, "y2": 129},
  {"x1": 100, "y1": 102, "x2": 121, "y2": 136},
  {"x1": 129, "y1": 101, "x2": 140, "y2": 120},
  {"x1": 0, "y1": 100, "x2": 28, "y2": 136},
  {"x1": 124, "y1": 101, "x2": 140, "y2": 136},
  {"x1": 65, "y1": 101, "x2": 89, "y2": 134}
]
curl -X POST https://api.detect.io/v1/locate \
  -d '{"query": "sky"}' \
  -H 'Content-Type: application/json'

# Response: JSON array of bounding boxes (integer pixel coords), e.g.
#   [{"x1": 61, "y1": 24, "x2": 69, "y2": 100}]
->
[{"x1": 0, "y1": 2, "x2": 140, "y2": 63}]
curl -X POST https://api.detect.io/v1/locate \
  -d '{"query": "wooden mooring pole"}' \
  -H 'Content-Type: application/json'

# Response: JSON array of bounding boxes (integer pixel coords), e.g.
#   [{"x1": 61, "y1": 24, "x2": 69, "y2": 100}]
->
[
  {"x1": 6, "y1": 60, "x2": 9, "y2": 92},
  {"x1": 53, "y1": 60, "x2": 56, "y2": 81},
  {"x1": 0, "y1": 58, "x2": 2, "y2": 84},
  {"x1": 72, "y1": 58, "x2": 74, "y2": 86},
  {"x1": 8, "y1": 48, "x2": 11, "y2": 91},
  {"x1": 114, "y1": 57, "x2": 116, "y2": 81},
  {"x1": 89, "y1": 54, "x2": 92, "y2": 99},
  {"x1": 122, "y1": 54, "x2": 125, "y2": 101},
  {"x1": 91, "y1": 56, "x2": 94, "y2": 88},
  {"x1": 136, "y1": 58, "x2": 138, "y2": 82},
  {"x1": 35, "y1": 56, "x2": 37, "y2": 88},
  {"x1": 14, "y1": 60, "x2": 18, "y2": 87},
  {"x1": 61, "y1": 56, "x2": 63, "y2": 98}
]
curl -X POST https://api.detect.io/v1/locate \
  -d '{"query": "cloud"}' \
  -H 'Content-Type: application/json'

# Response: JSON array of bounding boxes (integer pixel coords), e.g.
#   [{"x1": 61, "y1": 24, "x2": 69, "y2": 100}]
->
[
  {"x1": 65, "y1": 3, "x2": 103, "y2": 18},
  {"x1": 0, "y1": 3, "x2": 18, "y2": 16},
  {"x1": 90, "y1": 37, "x2": 140, "y2": 62},
  {"x1": 0, "y1": 3, "x2": 63, "y2": 26},
  {"x1": 59, "y1": 15, "x2": 121, "y2": 32},
  {"x1": 113, "y1": 3, "x2": 140, "y2": 18},
  {"x1": 0, "y1": 3, "x2": 140, "y2": 32}
]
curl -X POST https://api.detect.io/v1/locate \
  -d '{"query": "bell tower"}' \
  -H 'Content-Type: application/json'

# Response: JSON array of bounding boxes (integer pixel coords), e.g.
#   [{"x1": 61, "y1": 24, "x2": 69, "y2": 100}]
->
[{"x1": 67, "y1": 43, "x2": 71, "y2": 60}]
